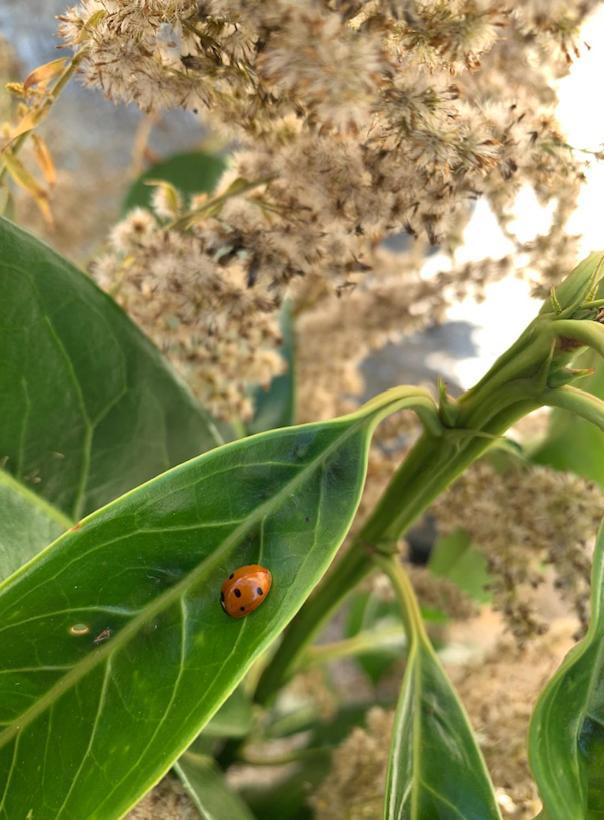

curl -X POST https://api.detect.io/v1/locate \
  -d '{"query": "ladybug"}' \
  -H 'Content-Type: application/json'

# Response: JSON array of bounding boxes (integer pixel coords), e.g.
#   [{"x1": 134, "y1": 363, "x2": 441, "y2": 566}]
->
[{"x1": 220, "y1": 564, "x2": 272, "y2": 619}]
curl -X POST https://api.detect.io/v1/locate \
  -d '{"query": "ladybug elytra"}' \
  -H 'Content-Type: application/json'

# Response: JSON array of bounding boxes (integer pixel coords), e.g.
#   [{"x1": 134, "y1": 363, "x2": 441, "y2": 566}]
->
[{"x1": 220, "y1": 564, "x2": 272, "y2": 619}]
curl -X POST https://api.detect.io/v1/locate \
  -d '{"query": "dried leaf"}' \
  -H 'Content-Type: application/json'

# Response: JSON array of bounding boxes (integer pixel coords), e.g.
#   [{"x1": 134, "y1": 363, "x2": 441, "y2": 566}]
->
[
  {"x1": 32, "y1": 134, "x2": 57, "y2": 187},
  {"x1": 2, "y1": 151, "x2": 53, "y2": 225},
  {"x1": 10, "y1": 109, "x2": 40, "y2": 140},
  {"x1": 4, "y1": 82, "x2": 25, "y2": 98},
  {"x1": 23, "y1": 58, "x2": 67, "y2": 92}
]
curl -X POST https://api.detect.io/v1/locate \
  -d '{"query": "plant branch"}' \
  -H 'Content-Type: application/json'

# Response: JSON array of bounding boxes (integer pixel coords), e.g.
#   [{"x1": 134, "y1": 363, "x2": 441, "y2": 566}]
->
[
  {"x1": 552, "y1": 319, "x2": 604, "y2": 358},
  {"x1": 299, "y1": 626, "x2": 405, "y2": 669},
  {"x1": 254, "y1": 256, "x2": 604, "y2": 705},
  {"x1": 0, "y1": 54, "x2": 83, "y2": 184},
  {"x1": 254, "y1": 398, "x2": 538, "y2": 704},
  {"x1": 372, "y1": 554, "x2": 425, "y2": 645},
  {"x1": 543, "y1": 385, "x2": 604, "y2": 432}
]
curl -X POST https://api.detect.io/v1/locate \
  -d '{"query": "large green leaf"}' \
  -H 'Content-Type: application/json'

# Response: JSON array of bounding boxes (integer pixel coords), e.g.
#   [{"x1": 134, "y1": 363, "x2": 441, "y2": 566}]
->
[
  {"x1": 0, "y1": 388, "x2": 428, "y2": 818},
  {"x1": 529, "y1": 518, "x2": 604, "y2": 820},
  {"x1": 532, "y1": 351, "x2": 604, "y2": 487},
  {"x1": 175, "y1": 752, "x2": 255, "y2": 820},
  {"x1": 122, "y1": 150, "x2": 226, "y2": 214},
  {"x1": 0, "y1": 217, "x2": 226, "y2": 519},
  {"x1": 0, "y1": 469, "x2": 69, "y2": 582},
  {"x1": 383, "y1": 560, "x2": 501, "y2": 820}
]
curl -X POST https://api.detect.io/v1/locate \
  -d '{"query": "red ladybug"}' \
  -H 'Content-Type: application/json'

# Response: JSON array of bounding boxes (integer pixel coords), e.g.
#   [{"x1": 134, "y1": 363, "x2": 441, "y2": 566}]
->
[{"x1": 220, "y1": 564, "x2": 272, "y2": 619}]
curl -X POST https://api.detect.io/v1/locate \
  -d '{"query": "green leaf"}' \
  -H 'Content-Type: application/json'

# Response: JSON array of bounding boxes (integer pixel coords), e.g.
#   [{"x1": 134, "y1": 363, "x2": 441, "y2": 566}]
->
[
  {"x1": 0, "y1": 469, "x2": 70, "y2": 582},
  {"x1": 175, "y1": 752, "x2": 255, "y2": 820},
  {"x1": 380, "y1": 558, "x2": 501, "y2": 820},
  {"x1": 532, "y1": 351, "x2": 604, "y2": 487},
  {"x1": 248, "y1": 303, "x2": 296, "y2": 434},
  {"x1": 540, "y1": 252, "x2": 604, "y2": 315},
  {"x1": 529, "y1": 518, "x2": 604, "y2": 820},
  {"x1": 386, "y1": 641, "x2": 502, "y2": 820},
  {"x1": 0, "y1": 216, "x2": 227, "y2": 519},
  {"x1": 0, "y1": 388, "x2": 423, "y2": 818},
  {"x1": 428, "y1": 530, "x2": 491, "y2": 604},
  {"x1": 122, "y1": 150, "x2": 226, "y2": 214}
]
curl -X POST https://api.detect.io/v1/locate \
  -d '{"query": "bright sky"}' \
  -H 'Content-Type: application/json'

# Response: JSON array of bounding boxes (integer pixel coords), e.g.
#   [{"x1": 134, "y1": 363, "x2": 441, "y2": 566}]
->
[{"x1": 429, "y1": 7, "x2": 604, "y2": 388}]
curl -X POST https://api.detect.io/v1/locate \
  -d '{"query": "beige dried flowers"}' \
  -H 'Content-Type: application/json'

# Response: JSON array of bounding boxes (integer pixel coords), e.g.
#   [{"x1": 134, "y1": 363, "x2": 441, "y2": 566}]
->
[
  {"x1": 57, "y1": 0, "x2": 602, "y2": 421},
  {"x1": 94, "y1": 203, "x2": 284, "y2": 420},
  {"x1": 310, "y1": 707, "x2": 394, "y2": 819},
  {"x1": 432, "y1": 461, "x2": 604, "y2": 641}
]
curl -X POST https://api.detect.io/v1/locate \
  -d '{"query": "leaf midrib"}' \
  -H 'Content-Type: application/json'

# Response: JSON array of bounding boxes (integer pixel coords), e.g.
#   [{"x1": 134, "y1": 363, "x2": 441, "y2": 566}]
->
[{"x1": 0, "y1": 414, "x2": 369, "y2": 750}]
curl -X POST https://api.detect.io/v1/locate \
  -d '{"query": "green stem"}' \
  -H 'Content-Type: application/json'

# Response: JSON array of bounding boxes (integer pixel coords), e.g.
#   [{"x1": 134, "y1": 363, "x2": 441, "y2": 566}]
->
[
  {"x1": 300, "y1": 626, "x2": 405, "y2": 669},
  {"x1": 238, "y1": 747, "x2": 326, "y2": 766},
  {"x1": 543, "y1": 385, "x2": 604, "y2": 431},
  {"x1": 254, "y1": 268, "x2": 604, "y2": 706},
  {"x1": 372, "y1": 555, "x2": 425, "y2": 644},
  {"x1": 254, "y1": 398, "x2": 538, "y2": 704},
  {"x1": 551, "y1": 319, "x2": 604, "y2": 358}
]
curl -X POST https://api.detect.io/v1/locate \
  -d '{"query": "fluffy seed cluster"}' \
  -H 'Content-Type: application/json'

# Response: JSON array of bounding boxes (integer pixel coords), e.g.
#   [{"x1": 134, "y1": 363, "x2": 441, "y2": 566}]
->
[
  {"x1": 94, "y1": 205, "x2": 284, "y2": 420},
  {"x1": 368, "y1": 559, "x2": 477, "y2": 621},
  {"x1": 432, "y1": 462, "x2": 604, "y2": 642},
  {"x1": 127, "y1": 774, "x2": 197, "y2": 819},
  {"x1": 310, "y1": 707, "x2": 394, "y2": 819},
  {"x1": 60, "y1": 0, "x2": 601, "y2": 420},
  {"x1": 453, "y1": 622, "x2": 577, "y2": 818}
]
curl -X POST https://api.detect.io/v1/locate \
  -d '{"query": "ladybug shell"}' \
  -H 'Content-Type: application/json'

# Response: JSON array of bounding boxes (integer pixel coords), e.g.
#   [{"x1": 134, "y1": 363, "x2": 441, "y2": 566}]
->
[{"x1": 220, "y1": 564, "x2": 272, "y2": 619}]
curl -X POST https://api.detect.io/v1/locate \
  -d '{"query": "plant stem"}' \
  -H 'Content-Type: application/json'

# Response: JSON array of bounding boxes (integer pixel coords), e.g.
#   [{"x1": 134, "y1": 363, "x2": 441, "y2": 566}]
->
[
  {"x1": 372, "y1": 554, "x2": 425, "y2": 644},
  {"x1": 255, "y1": 263, "x2": 604, "y2": 706},
  {"x1": 238, "y1": 747, "x2": 326, "y2": 766},
  {"x1": 0, "y1": 56, "x2": 82, "y2": 184},
  {"x1": 543, "y1": 385, "x2": 604, "y2": 431},
  {"x1": 254, "y1": 397, "x2": 538, "y2": 704},
  {"x1": 168, "y1": 176, "x2": 276, "y2": 230},
  {"x1": 300, "y1": 626, "x2": 405, "y2": 668}
]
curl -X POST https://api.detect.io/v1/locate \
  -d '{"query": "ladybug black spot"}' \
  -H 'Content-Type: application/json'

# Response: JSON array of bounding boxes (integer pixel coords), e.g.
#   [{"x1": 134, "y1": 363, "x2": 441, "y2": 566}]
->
[
  {"x1": 240, "y1": 606, "x2": 245, "y2": 612},
  {"x1": 257, "y1": 587, "x2": 263, "y2": 595},
  {"x1": 234, "y1": 588, "x2": 242, "y2": 598},
  {"x1": 229, "y1": 573, "x2": 234, "y2": 579}
]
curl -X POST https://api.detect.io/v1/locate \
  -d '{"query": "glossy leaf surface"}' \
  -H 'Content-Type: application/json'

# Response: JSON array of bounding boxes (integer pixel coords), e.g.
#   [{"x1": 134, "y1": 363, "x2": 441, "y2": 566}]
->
[
  {"x1": 383, "y1": 560, "x2": 501, "y2": 820},
  {"x1": 0, "y1": 394, "x2": 405, "y2": 818},
  {"x1": 386, "y1": 641, "x2": 501, "y2": 820},
  {"x1": 0, "y1": 469, "x2": 69, "y2": 582},
  {"x1": 122, "y1": 151, "x2": 226, "y2": 213},
  {"x1": 0, "y1": 217, "x2": 225, "y2": 519},
  {"x1": 175, "y1": 753, "x2": 254, "y2": 820},
  {"x1": 529, "y1": 519, "x2": 604, "y2": 820}
]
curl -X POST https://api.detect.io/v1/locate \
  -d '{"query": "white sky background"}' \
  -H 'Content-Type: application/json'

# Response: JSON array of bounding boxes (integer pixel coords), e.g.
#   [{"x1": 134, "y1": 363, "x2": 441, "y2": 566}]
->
[{"x1": 426, "y1": 7, "x2": 604, "y2": 388}]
